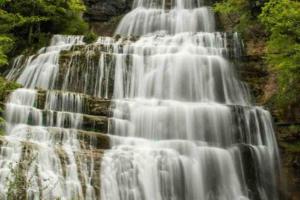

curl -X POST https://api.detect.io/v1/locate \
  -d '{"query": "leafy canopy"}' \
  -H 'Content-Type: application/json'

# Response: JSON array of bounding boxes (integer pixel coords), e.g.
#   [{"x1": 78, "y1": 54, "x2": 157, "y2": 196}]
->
[
  {"x1": 0, "y1": 0, "x2": 88, "y2": 68},
  {"x1": 259, "y1": 0, "x2": 300, "y2": 107}
]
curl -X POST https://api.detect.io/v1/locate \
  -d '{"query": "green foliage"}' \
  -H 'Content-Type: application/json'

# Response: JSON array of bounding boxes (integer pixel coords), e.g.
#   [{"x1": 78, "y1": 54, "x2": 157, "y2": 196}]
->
[
  {"x1": 0, "y1": 76, "x2": 21, "y2": 102},
  {"x1": 280, "y1": 141, "x2": 300, "y2": 153},
  {"x1": 0, "y1": 117, "x2": 5, "y2": 136},
  {"x1": 214, "y1": 0, "x2": 249, "y2": 30},
  {"x1": 213, "y1": 0, "x2": 265, "y2": 33},
  {"x1": 259, "y1": 0, "x2": 300, "y2": 108},
  {"x1": 0, "y1": 76, "x2": 17, "y2": 136},
  {"x1": 0, "y1": 35, "x2": 14, "y2": 66},
  {"x1": 83, "y1": 31, "x2": 98, "y2": 44},
  {"x1": 279, "y1": 125, "x2": 300, "y2": 153},
  {"x1": 0, "y1": 0, "x2": 88, "y2": 68},
  {"x1": 7, "y1": 151, "x2": 38, "y2": 200},
  {"x1": 214, "y1": 0, "x2": 300, "y2": 118}
]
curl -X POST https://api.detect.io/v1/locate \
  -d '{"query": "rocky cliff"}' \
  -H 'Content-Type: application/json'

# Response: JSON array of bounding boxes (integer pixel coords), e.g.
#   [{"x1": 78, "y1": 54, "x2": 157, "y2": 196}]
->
[{"x1": 83, "y1": 0, "x2": 133, "y2": 35}]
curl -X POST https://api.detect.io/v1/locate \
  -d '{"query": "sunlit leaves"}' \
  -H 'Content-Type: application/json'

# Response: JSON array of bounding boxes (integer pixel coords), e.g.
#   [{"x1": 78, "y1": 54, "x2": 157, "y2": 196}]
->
[{"x1": 259, "y1": 0, "x2": 300, "y2": 106}]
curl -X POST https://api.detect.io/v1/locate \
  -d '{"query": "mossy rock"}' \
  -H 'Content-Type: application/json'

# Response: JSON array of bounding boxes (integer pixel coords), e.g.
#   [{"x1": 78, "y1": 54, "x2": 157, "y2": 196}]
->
[
  {"x1": 0, "y1": 76, "x2": 22, "y2": 102},
  {"x1": 83, "y1": 31, "x2": 98, "y2": 44},
  {"x1": 0, "y1": 117, "x2": 6, "y2": 136},
  {"x1": 278, "y1": 125, "x2": 300, "y2": 153}
]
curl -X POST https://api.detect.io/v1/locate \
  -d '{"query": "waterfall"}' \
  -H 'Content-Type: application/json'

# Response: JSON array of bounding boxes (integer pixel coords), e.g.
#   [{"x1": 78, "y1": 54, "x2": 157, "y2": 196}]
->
[
  {"x1": 0, "y1": 0, "x2": 280, "y2": 199},
  {"x1": 1, "y1": 36, "x2": 102, "y2": 199},
  {"x1": 103, "y1": 0, "x2": 280, "y2": 200}
]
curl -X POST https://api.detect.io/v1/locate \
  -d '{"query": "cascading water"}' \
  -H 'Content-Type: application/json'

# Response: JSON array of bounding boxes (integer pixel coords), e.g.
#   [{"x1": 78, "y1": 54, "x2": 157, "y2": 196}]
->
[
  {"x1": 1, "y1": 35, "x2": 102, "y2": 199},
  {"x1": 0, "y1": 0, "x2": 280, "y2": 199},
  {"x1": 102, "y1": 0, "x2": 280, "y2": 200}
]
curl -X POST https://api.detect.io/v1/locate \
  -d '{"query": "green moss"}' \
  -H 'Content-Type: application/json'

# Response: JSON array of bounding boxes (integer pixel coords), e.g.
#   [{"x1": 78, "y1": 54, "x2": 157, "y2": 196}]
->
[
  {"x1": 0, "y1": 77, "x2": 19, "y2": 136},
  {"x1": 0, "y1": 117, "x2": 5, "y2": 136},
  {"x1": 280, "y1": 142, "x2": 300, "y2": 153},
  {"x1": 278, "y1": 124, "x2": 300, "y2": 153},
  {"x1": 287, "y1": 125, "x2": 300, "y2": 134},
  {"x1": 0, "y1": 76, "x2": 22, "y2": 102}
]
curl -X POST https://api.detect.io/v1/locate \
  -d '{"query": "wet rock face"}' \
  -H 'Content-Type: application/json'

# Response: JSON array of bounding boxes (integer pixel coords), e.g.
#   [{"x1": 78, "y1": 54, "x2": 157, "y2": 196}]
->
[
  {"x1": 82, "y1": 0, "x2": 219, "y2": 35},
  {"x1": 83, "y1": 0, "x2": 133, "y2": 35},
  {"x1": 83, "y1": 0, "x2": 133, "y2": 22}
]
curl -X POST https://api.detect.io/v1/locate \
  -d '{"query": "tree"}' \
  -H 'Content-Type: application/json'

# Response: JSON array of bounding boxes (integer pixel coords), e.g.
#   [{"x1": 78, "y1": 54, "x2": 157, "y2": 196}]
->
[
  {"x1": 0, "y1": 35, "x2": 13, "y2": 66},
  {"x1": 259, "y1": 0, "x2": 300, "y2": 112},
  {"x1": 0, "y1": 0, "x2": 88, "y2": 68}
]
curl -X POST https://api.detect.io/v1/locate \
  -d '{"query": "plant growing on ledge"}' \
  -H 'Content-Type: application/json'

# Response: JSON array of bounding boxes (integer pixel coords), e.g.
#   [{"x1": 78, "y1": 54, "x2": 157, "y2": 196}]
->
[{"x1": 83, "y1": 31, "x2": 98, "y2": 44}]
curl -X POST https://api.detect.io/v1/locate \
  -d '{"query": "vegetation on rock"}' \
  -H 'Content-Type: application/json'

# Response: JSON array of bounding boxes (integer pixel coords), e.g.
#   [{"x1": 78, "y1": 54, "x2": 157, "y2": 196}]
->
[
  {"x1": 0, "y1": 76, "x2": 21, "y2": 101},
  {"x1": 0, "y1": 76, "x2": 21, "y2": 135},
  {"x1": 7, "y1": 150, "x2": 38, "y2": 200},
  {"x1": 259, "y1": 0, "x2": 300, "y2": 114},
  {"x1": 214, "y1": 0, "x2": 300, "y2": 122},
  {"x1": 83, "y1": 31, "x2": 98, "y2": 44}
]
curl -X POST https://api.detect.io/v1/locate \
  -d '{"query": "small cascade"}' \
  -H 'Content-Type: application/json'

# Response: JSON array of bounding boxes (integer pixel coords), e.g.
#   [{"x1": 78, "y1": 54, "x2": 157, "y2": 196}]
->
[
  {"x1": 0, "y1": 36, "x2": 105, "y2": 199},
  {"x1": 0, "y1": 0, "x2": 281, "y2": 199},
  {"x1": 15, "y1": 35, "x2": 84, "y2": 89},
  {"x1": 111, "y1": 33, "x2": 250, "y2": 103},
  {"x1": 57, "y1": 45, "x2": 114, "y2": 98},
  {"x1": 116, "y1": 0, "x2": 215, "y2": 35}
]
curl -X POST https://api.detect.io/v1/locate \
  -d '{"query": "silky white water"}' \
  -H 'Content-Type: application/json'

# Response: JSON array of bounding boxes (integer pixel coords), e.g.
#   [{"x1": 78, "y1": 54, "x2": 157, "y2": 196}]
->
[
  {"x1": 0, "y1": 0, "x2": 280, "y2": 199},
  {"x1": 1, "y1": 35, "x2": 100, "y2": 199},
  {"x1": 102, "y1": 0, "x2": 280, "y2": 200}
]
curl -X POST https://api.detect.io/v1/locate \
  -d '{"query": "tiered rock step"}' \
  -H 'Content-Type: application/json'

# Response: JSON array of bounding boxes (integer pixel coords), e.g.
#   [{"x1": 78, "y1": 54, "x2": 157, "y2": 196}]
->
[
  {"x1": 52, "y1": 35, "x2": 244, "y2": 99},
  {"x1": 5, "y1": 104, "x2": 108, "y2": 133},
  {"x1": 34, "y1": 90, "x2": 112, "y2": 116},
  {"x1": 59, "y1": 33, "x2": 241, "y2": 56},
  {"x1": 110, "y1": 100, "x2": 256, "y2": 121},
  {"x1": 57, "y1": 49, "x2": 116, "y2": 98},
  {"x1": 0, "y1": 88, "x2": 112, "y2": 193},
  {"x1": 0, "y1": 87, "x2": 112, "y2": 194},
  {"x1": 109, "y1": 99, "x2": 274, "y2": 150},
  {"x1": 2, "y1": 90, "x2": 112, "y2": 117},
  {"x1": 43, "y1": 127, "x2": 110, "y2": 149},
  {"x1": 2, "y1": 88, "x2": 112, "y2": 133},
  {"x1": 3, "y1": 128, "x2": 109, "y2": 149}
]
